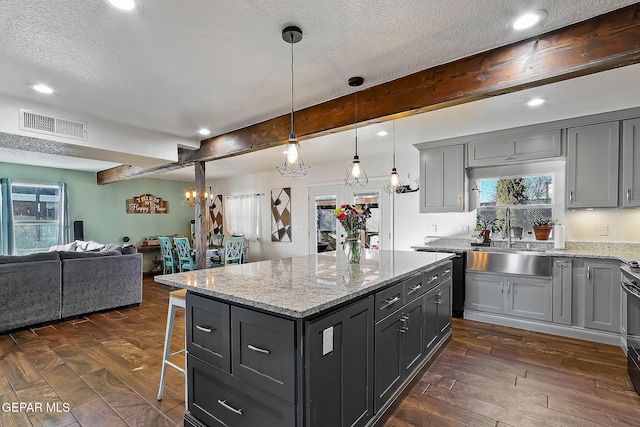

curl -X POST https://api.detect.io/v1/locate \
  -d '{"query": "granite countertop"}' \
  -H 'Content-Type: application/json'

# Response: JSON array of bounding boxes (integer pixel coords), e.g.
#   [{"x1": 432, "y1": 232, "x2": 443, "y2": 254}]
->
[
  {"x1": 155, "y1": 249, "x2": 454, "y2": 319},
  {"x1": 621, "y1": 264, "x2": 640, "y2": 281},
  {"x1": 412, "y1": 241, "x2": 640, "y2": 264}
]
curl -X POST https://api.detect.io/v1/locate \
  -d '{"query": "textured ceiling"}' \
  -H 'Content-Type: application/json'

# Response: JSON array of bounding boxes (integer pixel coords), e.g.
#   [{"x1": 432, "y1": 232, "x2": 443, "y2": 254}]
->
[{"x1": 0, "y1": 0, "x2": 637, "y2": 141}]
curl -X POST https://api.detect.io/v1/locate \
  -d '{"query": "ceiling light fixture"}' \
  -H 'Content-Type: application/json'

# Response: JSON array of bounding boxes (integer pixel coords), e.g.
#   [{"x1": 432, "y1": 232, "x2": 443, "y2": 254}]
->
[
  {"x1": 526, "y1": 97, "x2": 547, "y2": 107},
  {"x1": 377, "y1": 130, "x2": 389, "y2": 137},
  {"x1": 512, "y1": 10, "x2": 547, "y2": 30},
  {"x1": 276, "y1": 25, "x2": 311, "y2": 177},
  {"x1": 344, "y1": 76, "x2": 368, "y2": 188},
  {"x1": 384, "y1": 120, "x2": 404, "y2": 194},
  {"x1": 198, "y1": 128, "x2": 211, "y2": 136},
  {"x1": 32, "y1": 84, "x2": 53, "y2": 94},
  {"x1": 105, "y1": 0, "x2": 139, "y2": 12}
]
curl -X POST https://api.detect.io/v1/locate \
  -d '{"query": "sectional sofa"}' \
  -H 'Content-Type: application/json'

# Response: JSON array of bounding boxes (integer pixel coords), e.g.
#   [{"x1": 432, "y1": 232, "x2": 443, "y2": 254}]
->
[{"x1": 0, "y1": 248, "x2": 142, "y2": 334}]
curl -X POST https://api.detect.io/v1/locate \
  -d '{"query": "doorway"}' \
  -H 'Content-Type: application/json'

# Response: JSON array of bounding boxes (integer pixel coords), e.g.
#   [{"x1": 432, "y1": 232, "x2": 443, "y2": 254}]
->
[{"x1": 308, "y1": 182, "x2": 390, "y2": 254}]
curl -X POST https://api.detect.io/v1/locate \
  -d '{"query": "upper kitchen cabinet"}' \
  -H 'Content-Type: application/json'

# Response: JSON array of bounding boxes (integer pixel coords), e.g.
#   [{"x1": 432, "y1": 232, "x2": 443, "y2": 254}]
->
[
  {"x1": 418, "y1": 145, "x2": 466, "y2": 213},
  {"x1": 622, "y1": 118, "x2": 640, "y2": 208},
  {"x1": 467, "y1": 130, "x2": 561, "y2": 167},
  {"x1": 566, "y1": 121, "x2": 619, "y2": 208}
]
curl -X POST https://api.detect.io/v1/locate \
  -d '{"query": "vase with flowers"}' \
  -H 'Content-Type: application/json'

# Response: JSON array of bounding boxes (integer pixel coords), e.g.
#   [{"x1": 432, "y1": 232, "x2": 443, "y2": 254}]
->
[{"x1": 334, "y1": 204, "x2": 371, "y2": 263}]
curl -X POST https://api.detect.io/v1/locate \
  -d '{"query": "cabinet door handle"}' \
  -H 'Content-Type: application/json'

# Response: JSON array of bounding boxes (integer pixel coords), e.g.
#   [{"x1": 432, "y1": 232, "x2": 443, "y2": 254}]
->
[
  {"x1": 428, "y1": 274, "x2": 439, "y2": 284},
  {"x1": 569, "y1": 190, "x2": 573, "y2": 204},
  {"x1": 507, "y1": 282, "x2": 511, "y2": 293},
  {"x1": 196, "y1": 325, "x2": 213, "y2": 333},
  {"x1": 500, "y1": 282, "x2": 504, "y2": 293},
  {"x1": 443, "y1": 269, "x2": 451, "y2": 275},
  {"x1": 218, "y1": 399, "x2": 243, "y2": 415},
  {"x1": 407, "y1": 284, "x2": 422, "y2": 295},
  {"x1": 382, "y1": 295, "x2": 401, "y2": 309},
  {"x1": 586, "y1": 266, "x2": 591, "y2": 279},
  {"x1": 627, "y1": 188, "x2": 632, "y2": 202},
  {"x1": 247, "y1": 344, "x2": 270, "y2": 355}
]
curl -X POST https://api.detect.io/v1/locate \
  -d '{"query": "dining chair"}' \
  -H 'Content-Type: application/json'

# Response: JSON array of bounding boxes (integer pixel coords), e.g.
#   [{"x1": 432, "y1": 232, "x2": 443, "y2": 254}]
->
[
  {"x1": 158, "y1": 237, "x2": 177, "y2": 274},
  {"x1": 209, "y1": 233, "x2": 224, "y2": 247},
  {"x1": 223, "y1": 236, "x2": 245, "y2": 266},
  {"x1": 173, "y1": 237, "x2": 195, "y2": 271}
]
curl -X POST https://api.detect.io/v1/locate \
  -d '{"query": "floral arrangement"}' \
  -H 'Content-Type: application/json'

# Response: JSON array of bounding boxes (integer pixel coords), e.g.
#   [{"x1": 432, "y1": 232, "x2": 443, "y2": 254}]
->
[
  {"x1": 532, "y1": 217, "x2": 556, "y2": 227},
  {"x1": 334, "y1": 204, "x2": 371, "y2": 263},
  {"x1": 474, "y1": 214, "x2": 504, "y2": 233}
]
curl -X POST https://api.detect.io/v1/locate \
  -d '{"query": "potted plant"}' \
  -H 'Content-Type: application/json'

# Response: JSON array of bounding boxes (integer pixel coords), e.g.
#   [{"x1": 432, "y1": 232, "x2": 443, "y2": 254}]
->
[
  {"x1": 532, "y1": 217, "x2": 556, "y2": 240},
  {"x1": 475, "y1": 215, "x2": 504, "y2": 240}
]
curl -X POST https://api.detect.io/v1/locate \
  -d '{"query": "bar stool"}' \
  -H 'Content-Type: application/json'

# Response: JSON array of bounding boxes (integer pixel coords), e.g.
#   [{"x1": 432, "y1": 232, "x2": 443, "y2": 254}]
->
[{"x1": 157, "y1": 289, "x2": 186, "y2": 400}]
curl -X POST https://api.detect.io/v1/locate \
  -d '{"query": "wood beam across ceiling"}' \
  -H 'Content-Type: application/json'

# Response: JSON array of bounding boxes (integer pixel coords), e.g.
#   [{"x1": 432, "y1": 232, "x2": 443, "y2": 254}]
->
[{"x1": 97, "y1": 4, "x2": 640, "y2": 184}]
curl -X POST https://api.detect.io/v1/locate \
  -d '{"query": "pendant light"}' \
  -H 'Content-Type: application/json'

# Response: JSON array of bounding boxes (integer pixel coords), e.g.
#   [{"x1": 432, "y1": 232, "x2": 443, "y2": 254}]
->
[
  {"x1": 384, "y1": 121, "x2": 404, "y2": 194},
  {"x1": 276, "y1": 26, "x2": 311, "y2": 177},
  {"x1": 344, "y1": 76, "x2": 368, "y2": 187}
]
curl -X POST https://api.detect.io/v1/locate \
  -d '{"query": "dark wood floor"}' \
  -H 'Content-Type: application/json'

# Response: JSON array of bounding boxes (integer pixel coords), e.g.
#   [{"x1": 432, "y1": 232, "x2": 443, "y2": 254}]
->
[{"x1": 1, "y1": 278, "x2": 638, "y2": 427}]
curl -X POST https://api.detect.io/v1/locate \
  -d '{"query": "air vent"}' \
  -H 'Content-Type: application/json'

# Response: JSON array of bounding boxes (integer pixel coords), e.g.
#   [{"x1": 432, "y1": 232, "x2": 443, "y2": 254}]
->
[{"x1": 19, "y1": 109, "x2": 87, "y2": 141}]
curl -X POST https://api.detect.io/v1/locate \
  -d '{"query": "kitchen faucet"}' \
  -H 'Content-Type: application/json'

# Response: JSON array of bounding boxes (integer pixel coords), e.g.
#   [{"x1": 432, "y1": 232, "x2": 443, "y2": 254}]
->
[{"x1": 504, "y1": 208, "x2": 512, "y2": 248}]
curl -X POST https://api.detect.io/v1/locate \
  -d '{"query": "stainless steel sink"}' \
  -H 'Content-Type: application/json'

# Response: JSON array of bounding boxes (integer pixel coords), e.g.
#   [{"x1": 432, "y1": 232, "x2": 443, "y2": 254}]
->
[{"x1": 467, "y1": 250, "x2": 552, "y2": 276}]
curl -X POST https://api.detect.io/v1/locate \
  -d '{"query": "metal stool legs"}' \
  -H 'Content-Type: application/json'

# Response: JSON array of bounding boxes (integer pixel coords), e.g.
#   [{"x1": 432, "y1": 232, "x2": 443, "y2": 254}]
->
[{"x1": 158, "y1": 289, "x2": 186, "y2": 400}]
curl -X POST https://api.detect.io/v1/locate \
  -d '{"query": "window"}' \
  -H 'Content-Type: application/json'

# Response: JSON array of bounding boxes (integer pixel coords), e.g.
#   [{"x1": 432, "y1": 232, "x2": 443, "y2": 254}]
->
[
  {"x1": 224, "y1": 194, "x2": 262, "y2": 241},
  {"x1": 475, "y1": 174, "x2": 554, "y2": 238},
  {"x1": 0, "y1": 179, "x2": 69, "y2": 255}
]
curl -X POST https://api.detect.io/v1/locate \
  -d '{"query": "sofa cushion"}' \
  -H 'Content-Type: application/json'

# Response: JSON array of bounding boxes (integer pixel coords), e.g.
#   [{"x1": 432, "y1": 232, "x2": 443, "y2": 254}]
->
[
  {"x1": 75, "y1": 240, "x2": 106, "y2": 251},
  {"x1": 122, "y1": 244, "x2": 137, "y2": 255},
  {"x1": 58, "y1": 250, "x2": 121, "y2": 259},
  {"x1": 100, "y1": 244, "x2": 123, "y2": 254},
  {"x1": 0, "y1": 251, "x2": 60, "y2": 264}
]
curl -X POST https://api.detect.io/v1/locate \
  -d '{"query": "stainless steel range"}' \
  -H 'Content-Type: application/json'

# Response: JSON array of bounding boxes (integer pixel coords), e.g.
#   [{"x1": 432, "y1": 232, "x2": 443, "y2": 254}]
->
[{"x1": 621, "y1": 265, "x2": 640, "y2": 396}]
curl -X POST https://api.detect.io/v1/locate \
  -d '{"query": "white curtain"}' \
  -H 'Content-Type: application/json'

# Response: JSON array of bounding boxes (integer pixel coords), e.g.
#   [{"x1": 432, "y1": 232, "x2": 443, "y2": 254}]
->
[{"x1": 224, "y1": 194, "x2": 262, "y2": 241}]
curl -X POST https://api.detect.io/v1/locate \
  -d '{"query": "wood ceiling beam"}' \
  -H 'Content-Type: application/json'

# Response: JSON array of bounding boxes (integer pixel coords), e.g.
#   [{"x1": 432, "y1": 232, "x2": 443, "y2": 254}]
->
[{"x1": 98, "y1": 3, "x2": 640, "y2": 184}]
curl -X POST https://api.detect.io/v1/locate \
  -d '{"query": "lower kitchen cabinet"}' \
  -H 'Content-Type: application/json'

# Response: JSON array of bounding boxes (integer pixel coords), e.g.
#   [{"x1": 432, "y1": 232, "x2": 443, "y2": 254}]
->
[
  {"x1": 305, "y1": 296, "x2": 374, "y2": 427},
  {"x1": 188, "y1": 354, "x2": 295, "y2": 427},
  {"x1": 585, "y1": 260, "x2": 621, "y2": 333},
  {"x1": 425, "y1": 278, "x2": 452, "y2": 350},
  {"x1": 466, "y1": 272, "x2": 552, "y2": 321},
  {"x1": 552, "y1": 259, "x2": 573, "y2": 325}
]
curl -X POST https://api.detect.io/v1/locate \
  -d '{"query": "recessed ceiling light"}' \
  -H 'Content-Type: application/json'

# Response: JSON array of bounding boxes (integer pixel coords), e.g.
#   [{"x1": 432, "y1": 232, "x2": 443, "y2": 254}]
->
[
  {"x1": 104, "y1": 0, "x2": 140, "y2": 13},
  {"x1": 513, "y1": 10, "x2": 547, "y2": 30},
  {"x1": 198, "y1": 128, "x2": 211, "y2": 136},
  {"x1": 377, "y1": 130, "x2": 389, "y2": 137},
  {"x1": 526, "y1": 97, "x2": 547, "y2": 107},
  {"x1": 32, "y1": 84, "x2": 54, "y2": 94}
]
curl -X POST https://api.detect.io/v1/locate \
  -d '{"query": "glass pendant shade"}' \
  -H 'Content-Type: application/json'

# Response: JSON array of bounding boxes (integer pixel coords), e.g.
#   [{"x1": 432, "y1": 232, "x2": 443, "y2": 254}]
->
[
  {"x1": 344, "y1": 154, "x2": 368, "y2": 187},
  {"x1": 276, "y1": 26, "x2": 311, "y2": 177},
  {"x1": 276, "y1": 135, "x2": 311, "y2": 177},
  {"x1": 344, "y1": 76, "x2": 367, "y2": 188},
  {"x1": 384, "y1": 121, "x2": 404, "y2": 194}
]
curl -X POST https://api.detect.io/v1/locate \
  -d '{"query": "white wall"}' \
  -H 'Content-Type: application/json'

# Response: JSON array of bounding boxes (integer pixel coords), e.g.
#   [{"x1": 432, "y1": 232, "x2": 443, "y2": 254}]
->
[{"x1": 0, "y1": 93, "x2": 198, "y2": 166}]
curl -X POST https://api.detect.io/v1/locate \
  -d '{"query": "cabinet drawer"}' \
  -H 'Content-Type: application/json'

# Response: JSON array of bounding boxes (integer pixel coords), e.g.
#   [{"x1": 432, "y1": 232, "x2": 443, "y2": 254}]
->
[
  {"x1": 187, "y1": 293, "x2": 230, "y2": 372},
  {"x1": 425, "y1": 263, "x2": 452, "y2": 290},
  {"x1": 375, "y1": 282, "x2": 404, "y2": 322},
  {"x1": 403, "y1": 274, "x2": 426, "y2": 300},
  {"x1": 231, "y1": 307, "x2": 296, "y2": 403},
  {"x1": 188, "y1": 354, "x2": 295, "y2": 427}
]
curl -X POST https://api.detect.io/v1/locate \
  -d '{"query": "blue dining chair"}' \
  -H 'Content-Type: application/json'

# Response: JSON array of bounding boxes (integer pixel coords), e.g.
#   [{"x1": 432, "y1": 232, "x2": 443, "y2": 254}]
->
[
  {"x1": 223, "y1": 236, "x2": 245, "y2": 266},
  {"x1": 173, "y1": 237, "x2": 195, "y2": 271},
  {"x1": 158, "y1": 237, "x2": 177, "y2": 274}
]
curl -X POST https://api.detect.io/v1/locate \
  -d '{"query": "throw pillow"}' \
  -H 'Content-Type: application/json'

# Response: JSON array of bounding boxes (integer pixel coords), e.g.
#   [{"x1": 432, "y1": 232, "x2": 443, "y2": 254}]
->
[{"x1": 49, "y1": 241, "x2": 77, "y2": 252}]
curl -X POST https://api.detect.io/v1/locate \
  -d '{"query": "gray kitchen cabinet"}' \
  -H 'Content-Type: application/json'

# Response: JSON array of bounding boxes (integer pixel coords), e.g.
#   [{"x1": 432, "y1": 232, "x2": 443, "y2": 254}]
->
[
  {"x1": 401, "y1": 296, "x2": 426, "y2": 377},
  {"x1": 584, "y1": 260, "x2": 621, "y2": 333},
  {"x1": 552, "y1": 259, "x2": 573, "y2": 325},
  {"x1": 467, "y1": 130, "x2": 561, "y2": 167},
  {"x1": 465, "y1": 272, "x2": 504, "y2": 314},
  {"x1": 305, "y1": 296, "x2": 374, "y2": 427},
  {"x1": 504, "y1": 276, "x2": 553, "y2": 322},
  {"x1": 419, "y1": 144, "x2": 466, "y2": 213},
  {"x1": 466, "y1": 272, "x2": 551, "y2": 322},
  {"x1": 186, "y1": 294, "x2": 231, "y2": 372},
  {"x1": 566, "y1": 121, "x2": 619, "y2": 208},
  {"x1": 622, "y1": 118, "x2": 640, "y2": 207},
  {"x1": 436, "y1": 278, "x2": 452, "y2": 336},
  {"x1": 424, "y1": 278, "x2": 452, "y2": 352}
]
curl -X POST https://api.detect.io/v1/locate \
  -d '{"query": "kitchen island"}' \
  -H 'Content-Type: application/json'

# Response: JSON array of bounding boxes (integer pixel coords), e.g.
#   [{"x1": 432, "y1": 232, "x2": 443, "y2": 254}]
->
[{"x1": 156, "y1": 249, "x2": 454, "y2": 427}]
